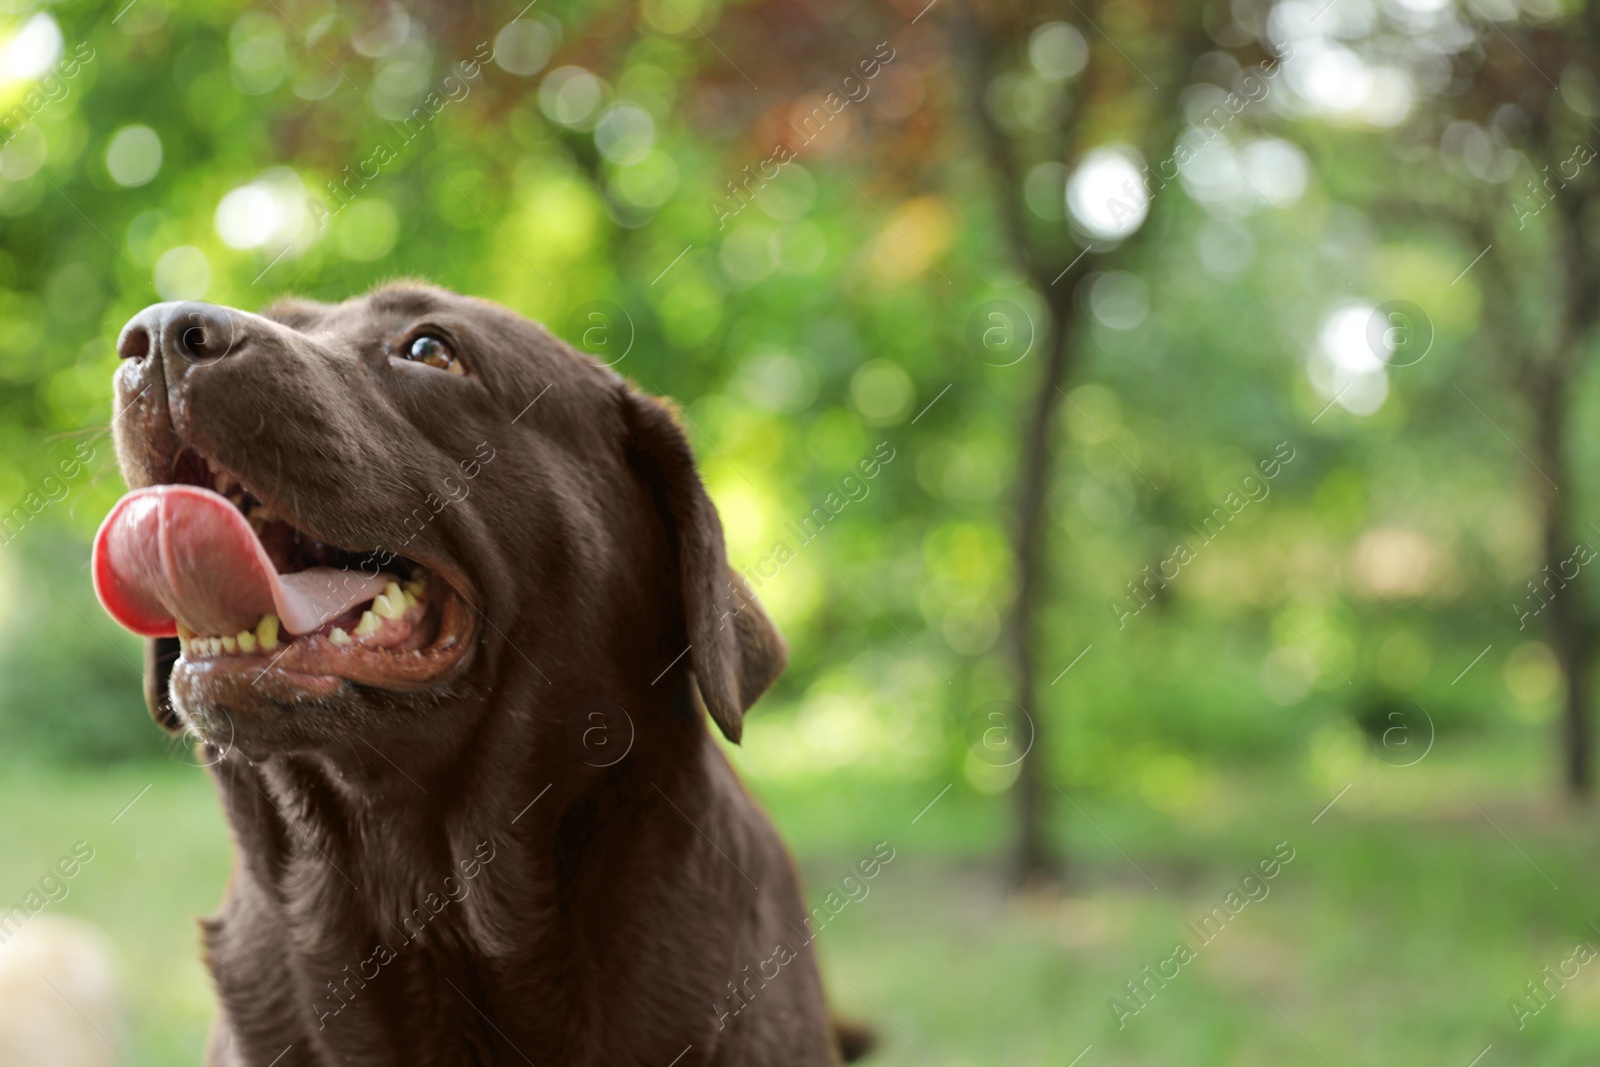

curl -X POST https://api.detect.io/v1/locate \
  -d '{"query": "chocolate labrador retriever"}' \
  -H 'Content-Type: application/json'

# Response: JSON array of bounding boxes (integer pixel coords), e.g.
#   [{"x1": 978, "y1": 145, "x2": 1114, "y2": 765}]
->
[{"x1": 92, "y1": 284, "x2": 874, "y2": 1066}]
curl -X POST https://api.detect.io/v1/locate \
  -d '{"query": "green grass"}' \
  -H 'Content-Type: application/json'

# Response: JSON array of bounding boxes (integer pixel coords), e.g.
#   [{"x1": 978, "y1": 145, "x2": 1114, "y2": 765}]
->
[
  {"x1": 0, "y1": 764, "x2": 228, "y2": 1065},
  {"x1": 5, "y1": 730, "x2": 1600, "y2": 1065}
]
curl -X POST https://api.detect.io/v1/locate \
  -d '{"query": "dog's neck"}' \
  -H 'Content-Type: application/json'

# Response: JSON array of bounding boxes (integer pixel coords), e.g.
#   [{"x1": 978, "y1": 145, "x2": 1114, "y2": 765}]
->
[{"x1": 200, "y1": 675, "x2": 727, "y2": 1060}]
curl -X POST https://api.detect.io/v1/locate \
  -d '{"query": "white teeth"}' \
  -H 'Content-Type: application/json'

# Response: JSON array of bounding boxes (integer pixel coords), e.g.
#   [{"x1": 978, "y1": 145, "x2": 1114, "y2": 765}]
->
[
  {"x1": 176, "y1": 615, "x2": 282, "y2": 659},
  {"x1": 174, "y1": 596, "x2": 415, "y2": 661}
]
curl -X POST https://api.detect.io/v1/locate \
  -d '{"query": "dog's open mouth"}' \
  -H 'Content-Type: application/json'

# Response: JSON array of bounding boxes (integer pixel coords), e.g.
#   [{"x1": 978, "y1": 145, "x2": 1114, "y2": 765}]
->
[{"x1": 92, "y1": 447, "x2": 474, "y2": 689}]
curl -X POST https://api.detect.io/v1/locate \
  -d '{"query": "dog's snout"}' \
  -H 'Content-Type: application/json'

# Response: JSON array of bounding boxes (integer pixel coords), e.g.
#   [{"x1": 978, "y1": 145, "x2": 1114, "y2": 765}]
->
[{"x1": 119, "y1": 302, "x2": 242, "y2": 374}]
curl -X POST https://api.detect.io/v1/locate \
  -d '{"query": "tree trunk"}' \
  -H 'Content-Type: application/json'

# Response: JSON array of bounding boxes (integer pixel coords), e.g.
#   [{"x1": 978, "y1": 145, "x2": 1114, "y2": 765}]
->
[
  {"x1": 1545, "y1": 184, "x2": 1600, "y2": 799},
  {"x1": 1458, "y1": 190, "x2": 1598, "y2": 799},
  {"x1": 1531, "y1": 371, "x2": 1592, "y2": 797},
  {"x1": 1562, "y1": 650, "x2": 1592, "y2": 797},
  {"x1": 1005, "y1": 299, "x2": 1076, "y2": 884}
]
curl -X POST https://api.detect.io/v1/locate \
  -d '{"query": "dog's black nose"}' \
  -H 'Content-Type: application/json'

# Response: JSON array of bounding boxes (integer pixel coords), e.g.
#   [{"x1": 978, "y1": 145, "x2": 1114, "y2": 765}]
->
[{"x1": 119, "y1": 302, "x2": 240, "y2": 369}]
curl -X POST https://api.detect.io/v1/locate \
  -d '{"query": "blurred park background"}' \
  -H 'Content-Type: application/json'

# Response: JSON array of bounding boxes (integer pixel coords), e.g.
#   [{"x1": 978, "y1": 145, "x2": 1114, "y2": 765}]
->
[{"x1": 6, "y1": 0, "x2": 1600, "y2": 1062}]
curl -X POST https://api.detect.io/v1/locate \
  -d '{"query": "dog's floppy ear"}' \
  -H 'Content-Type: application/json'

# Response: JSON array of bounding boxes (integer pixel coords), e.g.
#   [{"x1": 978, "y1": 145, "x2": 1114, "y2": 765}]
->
[
  {"x1": 622, "y1": 388, "x2": 786, "y2": 742},
  {"x1": 144, "y1": 636, "x2": 183, "y2": 732}
]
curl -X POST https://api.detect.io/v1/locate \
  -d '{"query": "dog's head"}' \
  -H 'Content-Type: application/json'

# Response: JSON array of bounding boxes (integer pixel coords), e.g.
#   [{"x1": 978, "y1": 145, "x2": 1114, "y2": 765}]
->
[{"x1": 95, "y1": 284, "x2": 784, "y2": 757}]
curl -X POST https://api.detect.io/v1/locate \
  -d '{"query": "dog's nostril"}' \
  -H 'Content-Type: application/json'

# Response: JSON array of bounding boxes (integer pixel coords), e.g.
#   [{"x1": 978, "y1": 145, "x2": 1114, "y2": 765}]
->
[
  {"x1": 179, "y1": 325, "x2": 209, "y2": 359},
  {"x1": 118, "y1": 326, "x2": 151, "y2": 362},
  {"x1": 173, "y1": 311, "x2": 235, "y2": 363}
]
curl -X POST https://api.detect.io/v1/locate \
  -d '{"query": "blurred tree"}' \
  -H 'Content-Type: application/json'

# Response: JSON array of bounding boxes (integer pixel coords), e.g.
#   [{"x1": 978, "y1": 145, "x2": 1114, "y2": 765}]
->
[
  {"x1": 1376, "y1": 2, "x2": 1600, "y2": 795},
  {"x1": 952, "y1": 0, "x2": 1211, "y2": 881}
]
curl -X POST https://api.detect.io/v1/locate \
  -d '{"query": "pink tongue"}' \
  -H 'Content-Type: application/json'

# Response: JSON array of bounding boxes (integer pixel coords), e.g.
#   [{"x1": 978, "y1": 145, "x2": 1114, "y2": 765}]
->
[{"x1": 92, "y1": 485, "x2": 392, "y2": 638}]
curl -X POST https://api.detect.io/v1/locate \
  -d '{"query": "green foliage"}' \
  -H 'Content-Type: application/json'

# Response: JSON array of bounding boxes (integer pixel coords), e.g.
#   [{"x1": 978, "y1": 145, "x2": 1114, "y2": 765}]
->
[{"x1": 0, "y1": 2, "x2": 1576, "y2": 809}]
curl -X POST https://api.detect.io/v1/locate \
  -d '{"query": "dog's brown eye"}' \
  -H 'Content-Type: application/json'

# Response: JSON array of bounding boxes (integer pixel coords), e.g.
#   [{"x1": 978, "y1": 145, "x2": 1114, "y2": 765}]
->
[{"x1": 406, "y1": 334, "x2": 464, "y2": 375}]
